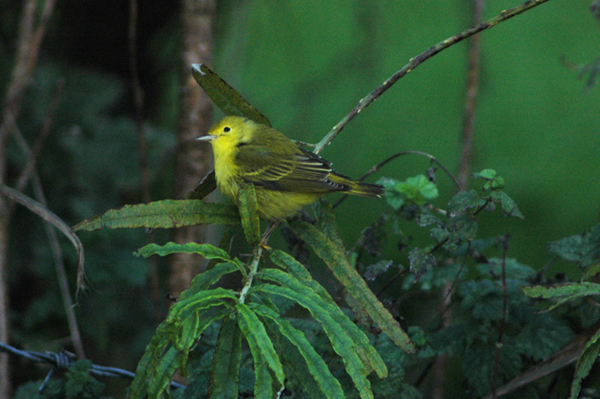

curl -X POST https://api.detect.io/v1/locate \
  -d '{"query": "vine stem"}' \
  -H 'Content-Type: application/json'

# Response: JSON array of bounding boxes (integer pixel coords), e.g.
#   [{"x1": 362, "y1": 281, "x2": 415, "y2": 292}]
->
[
  {"x1": 492, "y1": 235, "x2": 511, "y2": 399},
  {"x1": 239, "y1": 245, "x2": 264, "y2": 304},
  {"x1": 314, "y1": 0, "x2": 552, "y2": 155}
]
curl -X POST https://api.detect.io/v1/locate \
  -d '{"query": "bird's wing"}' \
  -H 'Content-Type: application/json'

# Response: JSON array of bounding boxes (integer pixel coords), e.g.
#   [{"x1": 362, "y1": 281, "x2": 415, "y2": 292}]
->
[
  {"x1": 235, "y1": 144, "x2": 297, "y2": 182},
  {"x1": 236, "y1": 144, "x2": 349, "y2": 193}
]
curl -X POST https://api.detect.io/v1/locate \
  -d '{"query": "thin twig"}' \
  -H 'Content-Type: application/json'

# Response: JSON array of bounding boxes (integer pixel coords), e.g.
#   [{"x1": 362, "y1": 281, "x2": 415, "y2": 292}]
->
[
  {"x1": 0, "y1": 1, "x2": 58, "y2": 394},
  {"x1": 11, "y1": 127, "x2": 85, "y2": 359},
  {"x1": 334, "y1": 150, "x2": 461, "y2": 209},
  {"x1": 437, "y1": 0, "x2": 484, "y2": 391},
  {"x1": 314, "y1": 0, "x2": 552, "y2": 155},
  {"x1": 0, "y1": 0, "x2": 57, "y2": 146},
  {"x1": 492, "y1": 235, "x2": 510, "y2": 399},
  {"x1": 375, "y1": 268, "x2": 408, "y2": 298},
  {"x1": 13, "y1": 80, "x2": 63, "y2": 203},
  {"x1": 239, "y1": 245, "x2": 264, "y2": 304}
]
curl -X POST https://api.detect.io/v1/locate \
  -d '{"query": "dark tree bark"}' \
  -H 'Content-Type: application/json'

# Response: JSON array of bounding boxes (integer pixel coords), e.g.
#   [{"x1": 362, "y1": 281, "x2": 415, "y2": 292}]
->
[{"x1": 169, "y1": 0, "x2": 216, "y2": 297}]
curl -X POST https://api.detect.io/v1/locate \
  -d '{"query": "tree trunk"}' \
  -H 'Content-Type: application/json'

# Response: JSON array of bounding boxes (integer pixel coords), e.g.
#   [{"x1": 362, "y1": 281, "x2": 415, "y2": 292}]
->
[{"x1": 169, "y1": 0, "x2": 216, "y2": 297}]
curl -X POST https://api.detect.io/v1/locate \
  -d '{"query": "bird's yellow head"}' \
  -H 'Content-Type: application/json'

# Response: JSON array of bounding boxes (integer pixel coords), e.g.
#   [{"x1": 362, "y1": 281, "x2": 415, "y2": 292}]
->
[{"x1": 198, "y1": 116, "x2": 253, "y2": 147}]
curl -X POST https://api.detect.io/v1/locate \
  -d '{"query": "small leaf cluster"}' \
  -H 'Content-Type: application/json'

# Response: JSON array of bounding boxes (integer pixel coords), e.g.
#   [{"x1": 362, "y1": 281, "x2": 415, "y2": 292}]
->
[
  {"x1": 431, "y1": 258, "x2": 574, "y2": 396},
  {"x1": 13, "y1": 360, "x2": 113, "y2": 399},
  {"x1": 522, "y1": 222, "x2": 600, "y2": 399},
  {"x1": 106, "y1": 177, "x2": 414, "y2": 398}
]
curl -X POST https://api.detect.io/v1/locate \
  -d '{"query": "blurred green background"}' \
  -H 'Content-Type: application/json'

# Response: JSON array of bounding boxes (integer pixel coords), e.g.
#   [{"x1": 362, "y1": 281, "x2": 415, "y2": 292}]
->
[
  {"x1": 2, "y1": 0, "x2": 599, "y2": 395},
  {"x1": 214, "y1": 0, "x2": 600, "y2": 273}
]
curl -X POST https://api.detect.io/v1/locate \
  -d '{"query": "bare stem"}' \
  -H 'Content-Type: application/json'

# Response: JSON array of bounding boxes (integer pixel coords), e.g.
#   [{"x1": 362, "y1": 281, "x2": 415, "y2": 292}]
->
[
  {"x1": 333, "y1": 150, "x2": 461, "y2": 209},
  {"x1": 239, "y1": 246, "x2": 264, "y2": 304},
  {"x1": 314, "y1": 0, "x2": 552, "y2": 155},
  {"x1": 492, "y1": 235, "x2": 510, "y2": 399},
  {"x1": 12, "y1": 127, "x2": 85, "y2": 359},
  {"x1": 458, "y1": 0, "x2": 484, "y2": 189}
]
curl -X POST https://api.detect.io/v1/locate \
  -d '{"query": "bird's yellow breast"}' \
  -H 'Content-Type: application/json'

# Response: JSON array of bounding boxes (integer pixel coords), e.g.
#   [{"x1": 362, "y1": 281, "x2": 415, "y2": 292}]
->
[{"x1": 211, "y1": 134, "x2": 242, "y2": 201}]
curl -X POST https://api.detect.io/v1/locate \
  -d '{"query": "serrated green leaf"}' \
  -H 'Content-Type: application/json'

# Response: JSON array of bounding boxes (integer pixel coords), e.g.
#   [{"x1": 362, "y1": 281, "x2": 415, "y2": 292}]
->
[
  {"x1": 472, "y1": 169, "x2": 497, "y2": 180},
  {"x1": 416, "y1": 213, "x2": 443, "y2": 227},
  {"x1": 490, "y1": 190, "x2": 524, "y2": 218},
  {"x1": 238, "y1": 183, "x2": 261, "y2": 245},
  {"x1": 176, "y1": 307, "x2": 231, "y2": 366},
  {"x1": 209, "y1": 318, "x2": 242, "y2": 399},
  {"x1": 236, "y1": 303, "x2": 285, "y2": 388},
  {"x1": 147, "y1": 346, "x2": 182, "y2": 398},
  {"x1": 265, "y1": 254, "x2": 387, "y2": 379},
  {"x1": 570, "y1": 327, "x2": 600, "y2": 399},
  {"x1": 265, "y1": 322, "x2": 330, "y2": 399},
  {"x1": 73, "y1": 200, "x2": 240, "y2": 231},
  {"x1": 180, "y1": 262, "x2": 243, "y2": 301},
  {"x1": 313, "y1": 198, "x2": 345, "y2": 252},
  {"x1": 135, "y1": 242, "x2": 230, "y2": 260},
  {"x1": 191, "y1": 64, "x2": 271, "y2": 126},
  {"x1": 289, "y1": 219, "x2": 416, "y2": 354},
  {"x1": 250, "y1": 303, "x2": 345, "y2": 398},
  {"x1": 183, "y1": 170, "x2": 218, "y2": 200},
  {"x1": 252, "y1": 278, "x2": 374, "y2": 399},
  {"x1": 401, "y1": 174, "x2": 439, "y2": 202},
  {"x1": 408, "y1": 248, "x2": 436, "y2": 281},
  {"x1": 364, "y1": 260, "x2": 393, "y2": 281},
  {"x1": 521, "y1": 282, "x2": 600, "y2": 311},
  {"x1": 378, "y1": 175, "x2": 438, "y2": 210},
  {"x1": 172, "y1": 303, "x2": 231, "y2": 353},
  {"x1": 269, "y1": 249, "x2": 334, "y2": 306},
  {"x1": 130, "y1": 322, "x2": 170, "y2": 398},
  {"x1": 447, "y1": 190, "x2": 486, "y2": 215},
  {"x1": 169, "y1": 288, "x2": 238, "y2": 326},
  {"x1": 487, "y1": 176, "x2": 505, "y2": 190},
  {"x1": 254, "y1": 352, "x2": 274, "y2": 399},
  {"x1": 583, "y1": 263, "x2": 600, "y2": 281},
  {"x1": 548, "y1": 235, "x2": 583, "y2": 263},
  {"x1": 548, "y1": 223, "x2": 600, "y2": 267},
  {"x1": 377, "y1": 177, "x2": 406, "y2": 210}
]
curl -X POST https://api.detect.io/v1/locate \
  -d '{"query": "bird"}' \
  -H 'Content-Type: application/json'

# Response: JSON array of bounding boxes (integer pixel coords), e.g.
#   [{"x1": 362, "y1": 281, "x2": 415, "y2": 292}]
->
[{"x1": 197, "y1": 116, "x2": 384, "y2": 221}]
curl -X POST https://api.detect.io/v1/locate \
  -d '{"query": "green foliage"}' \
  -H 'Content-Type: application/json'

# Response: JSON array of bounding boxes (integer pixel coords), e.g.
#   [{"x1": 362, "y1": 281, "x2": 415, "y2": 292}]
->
[
  {"x1": 13, "y1": 361, "x2": 113, "y2": 399},
  {"x1": 55, "y1": 61, "x2": 593, "y2": 398},
  {"x1": 73, "y1": 200, "x2": 240, "y2": 231},
  {"x1": 191, "y1": 64, "x2": 271, "y2": 126},
  {"x1": 520, "y1": 222, "x2": 600, "y2": 399},
  {"x1": 8, "y1": 8, "x2": 598, "y2": 395},
  {"x1": 548, "y1": 222, "x2": 600, "y2": 267},
  {"x1": 378, "y1": 174, "x2": 439, "y2": 210},
  {"x1": 238, "y1": 183, "x2": 261, "y2": 245},
  {"x1": 430, "y1": 259, "x2": 574, "y2": 396}
]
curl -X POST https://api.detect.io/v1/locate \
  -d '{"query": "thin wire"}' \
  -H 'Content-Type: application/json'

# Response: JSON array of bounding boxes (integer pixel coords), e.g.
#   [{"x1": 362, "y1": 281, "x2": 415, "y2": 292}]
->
[{"x1": 0, "y1": 342, "x2": 186, "y2": 389}]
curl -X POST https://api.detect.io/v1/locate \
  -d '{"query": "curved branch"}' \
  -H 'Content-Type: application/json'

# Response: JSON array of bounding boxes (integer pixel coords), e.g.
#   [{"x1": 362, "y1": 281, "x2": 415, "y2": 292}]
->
[{"x1": 314, "y1": 0, "x2": 552, "y2": 154}]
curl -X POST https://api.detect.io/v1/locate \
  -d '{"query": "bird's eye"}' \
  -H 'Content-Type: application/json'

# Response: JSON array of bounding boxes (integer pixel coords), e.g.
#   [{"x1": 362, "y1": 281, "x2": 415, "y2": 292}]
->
[{"x1": 223, "y1": 127, "x2": 231, "y2": 133}]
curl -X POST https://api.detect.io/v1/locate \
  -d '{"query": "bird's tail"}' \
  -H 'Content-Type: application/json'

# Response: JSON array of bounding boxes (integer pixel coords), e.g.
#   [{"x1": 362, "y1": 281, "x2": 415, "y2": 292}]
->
[{"x1": 329, "y1": 173, "x2": 384, "y2": 198}]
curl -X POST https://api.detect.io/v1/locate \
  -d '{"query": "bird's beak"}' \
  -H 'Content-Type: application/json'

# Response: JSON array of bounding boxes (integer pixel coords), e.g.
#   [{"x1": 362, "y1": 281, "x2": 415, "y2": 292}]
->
[{"x1": 197, "y1": 135, "x2": 216, "y2": 142}]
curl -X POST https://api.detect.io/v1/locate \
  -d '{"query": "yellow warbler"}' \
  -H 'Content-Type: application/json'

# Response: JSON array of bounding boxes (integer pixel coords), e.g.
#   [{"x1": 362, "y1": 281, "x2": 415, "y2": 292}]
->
[{"x1": 198, "y1": 116, "x2": 383, "y2": 220}]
